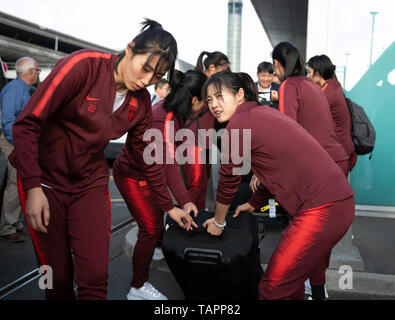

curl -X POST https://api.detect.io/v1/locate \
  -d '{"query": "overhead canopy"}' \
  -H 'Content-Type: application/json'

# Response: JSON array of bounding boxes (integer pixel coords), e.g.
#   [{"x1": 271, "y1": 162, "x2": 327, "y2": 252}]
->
[
  {"x1": 0, "y1": 11, "x2": 118, "y2": 65},
  {"x1": 0, "y1": 11, "x2": 192, "y2": 72},
  {"x1": 250, "y1": 0, "x2": 308, "y2": 58}
]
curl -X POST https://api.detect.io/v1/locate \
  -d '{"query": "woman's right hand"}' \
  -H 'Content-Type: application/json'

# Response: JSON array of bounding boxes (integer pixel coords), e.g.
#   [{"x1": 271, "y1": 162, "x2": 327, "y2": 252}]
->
[
  {"x1": 183, "y1": 202, "x2": 198, "y2": 218},
  {"x1": 249, "y1": 174, "x2": 261, "y2": 193},
  {"x1": 168, "y1": 207, "x2": 198, "y2": 231},
  {"x1": 25, "y1": 187, "x2": 50, "y2": 233}
]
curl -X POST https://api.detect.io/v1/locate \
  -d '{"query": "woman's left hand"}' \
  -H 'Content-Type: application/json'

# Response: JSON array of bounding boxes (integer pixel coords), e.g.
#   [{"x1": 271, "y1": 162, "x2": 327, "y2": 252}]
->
[{"x1": 202, "y1": 218, "x2": 223, "y2": 236}]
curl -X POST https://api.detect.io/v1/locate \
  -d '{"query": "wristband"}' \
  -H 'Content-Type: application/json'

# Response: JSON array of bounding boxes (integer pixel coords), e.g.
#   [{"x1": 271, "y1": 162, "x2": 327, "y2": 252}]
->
[{"x1": 213, "y1": 218, "x2": 226, "y2": 229}]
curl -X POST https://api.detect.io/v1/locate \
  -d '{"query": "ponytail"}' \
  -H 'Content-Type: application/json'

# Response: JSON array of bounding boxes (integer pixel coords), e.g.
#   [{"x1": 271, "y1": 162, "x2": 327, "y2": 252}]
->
[
  {"x1": 140, "y1": 18, "x2": 163, "y2": 32},
  {"x1": 194, "y1": 51, "x2": 210, "y2": 72},
  {"x1": 163, "y1": 69, "x2": 207, "y2": 119},
  {"x1": 194, "y1": 51, "x2": 230, "y2": 73},
  {"x1": 238, "y1": 72, "x2": 258, "y2": 102},
  {"x1": 307, "y1": 54, "x2": 337, "y2": 80},
  {"x1": 272, "y1": 42, "x2": 306, "y2": 80}
]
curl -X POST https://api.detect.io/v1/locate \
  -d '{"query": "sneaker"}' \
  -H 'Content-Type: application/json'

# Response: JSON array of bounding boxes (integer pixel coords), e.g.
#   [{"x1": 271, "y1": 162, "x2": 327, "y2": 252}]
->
[
  {"x1": 0, "y1": 233, "x2": 25, "y2": 243},
  {"x1": 153, "y1": 247, "x2": 164, "y2": 261},
  {"x1": 304, "y1": 279, "x2": 312, "y2": 295},
  {"x1": 127, "y1": 282, "x2": 168, "y2": 300}
]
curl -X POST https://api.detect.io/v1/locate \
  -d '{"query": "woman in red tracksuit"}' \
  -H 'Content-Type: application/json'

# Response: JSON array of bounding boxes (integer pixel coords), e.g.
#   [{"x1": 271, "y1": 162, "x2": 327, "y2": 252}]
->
[
  {"x1": 181, "y1": 51, "x2": 230, "y2": 209},
  {"x1": 202, "y1": 71, "x2": 355, "y2": 300},
  {"x1": 113, "y1": 70, "x2": 207, "y2": 300},
  {"x1": 272, "y1": 42, "x2": 351, "y2": 300},
  {"x1": 9, "y1": 19, "x2": 194, "y2": 300},
  {"x1": 307, "y1": 54, "x2": 357, "y2": 173},
  {"x1": 304, "y1": 54, "x2": 358, "y2": 299}
]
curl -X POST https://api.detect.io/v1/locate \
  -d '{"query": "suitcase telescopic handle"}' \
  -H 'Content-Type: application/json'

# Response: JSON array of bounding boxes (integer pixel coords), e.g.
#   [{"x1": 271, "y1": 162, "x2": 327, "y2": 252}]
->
[{"x1": 184, "y1": 247, "x2": 223, "y2": 265}]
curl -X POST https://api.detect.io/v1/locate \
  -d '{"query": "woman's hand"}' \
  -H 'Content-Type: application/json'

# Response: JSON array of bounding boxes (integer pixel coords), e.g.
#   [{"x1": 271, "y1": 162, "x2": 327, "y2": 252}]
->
[
  {"x1": 202, "y1": 218, "x2": 223, "y2": 236},
  {"x1": 233, "y1": 202, "x2": 255, "y2": 218},
  {"x1": 249, "y1": 174, "x2": 261, "y2": 193},
  {"x1": 25, "y1": 187, "x2": 50, "y2": 233},
  {"x1": 168, "y1": 207, "x2": 198, "y2": 231},
  {"x1": 183, "y1": 202, "x2": 198, "y2": 218}
]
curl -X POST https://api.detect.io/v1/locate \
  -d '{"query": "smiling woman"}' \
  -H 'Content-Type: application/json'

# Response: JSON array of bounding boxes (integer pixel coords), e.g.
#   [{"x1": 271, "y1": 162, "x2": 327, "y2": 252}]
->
[{"x1": 8, "y1": 18, "x2": 196, "y2": 301}]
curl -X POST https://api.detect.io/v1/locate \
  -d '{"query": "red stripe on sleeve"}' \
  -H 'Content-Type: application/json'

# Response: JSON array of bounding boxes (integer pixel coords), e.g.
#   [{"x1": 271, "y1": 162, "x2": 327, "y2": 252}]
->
[
  {"x1": 278, "y1": 79, "x2": 288, "y2": 113},
  {"x1": 164, "y1": 111, "x2": 175, "y2": 160},
  {"x1": 32, "y1": 52, "x2": 112, "y2": 117}
]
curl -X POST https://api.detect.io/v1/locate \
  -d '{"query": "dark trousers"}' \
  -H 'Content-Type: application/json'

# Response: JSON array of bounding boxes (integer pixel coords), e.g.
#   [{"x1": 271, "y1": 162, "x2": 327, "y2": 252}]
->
[
  {"x1": 260, "y1": 196, "x2": 355, "y2": 300},
  {"x1": 112, "y1": 165, "x2": 163, "y2": 288},
  {"x1": 17, "y1": 177, "x2": 111, "y2": 300}
]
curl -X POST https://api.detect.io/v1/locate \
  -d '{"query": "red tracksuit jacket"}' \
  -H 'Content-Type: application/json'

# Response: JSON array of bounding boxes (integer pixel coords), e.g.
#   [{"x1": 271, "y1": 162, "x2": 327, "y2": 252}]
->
[
  {"x1": 114, "y1": 100, "x2": 192, "y2": 208},
  {"x1": 322, "y1": 78, "x2": 355, "y2": 157},
  {"x1": 216, "y1": 101, "x2": 354, "y2": 216},
  {"x1": 9, "y1": 49, "x2": 175, "y2": 212},
  {"x1": 278, "y1": 76, "x2": 349, "y2": 162}
]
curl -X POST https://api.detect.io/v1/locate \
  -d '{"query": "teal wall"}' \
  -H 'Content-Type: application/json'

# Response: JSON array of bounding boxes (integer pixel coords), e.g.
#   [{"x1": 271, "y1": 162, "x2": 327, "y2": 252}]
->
[{"x1": 347, "y1": 42, "x2": 395, "y2": 206}]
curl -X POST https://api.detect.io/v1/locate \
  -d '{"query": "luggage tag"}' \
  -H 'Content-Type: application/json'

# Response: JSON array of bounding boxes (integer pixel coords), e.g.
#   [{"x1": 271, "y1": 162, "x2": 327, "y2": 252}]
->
[{"x1": 269, "y1": 199, "x2": 276, "y2": 218}]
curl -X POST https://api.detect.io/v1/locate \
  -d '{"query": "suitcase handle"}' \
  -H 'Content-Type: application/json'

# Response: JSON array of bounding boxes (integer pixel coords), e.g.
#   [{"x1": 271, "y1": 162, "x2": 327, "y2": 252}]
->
[{"x1": 184, "y1": 247, "x2": 222, "y2": 265}]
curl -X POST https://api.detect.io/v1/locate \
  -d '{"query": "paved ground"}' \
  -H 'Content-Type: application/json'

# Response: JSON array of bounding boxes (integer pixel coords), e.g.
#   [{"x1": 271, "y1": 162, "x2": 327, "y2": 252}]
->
[{"x1": 1, "y1": 169, "x2": 395, "y2": 301}]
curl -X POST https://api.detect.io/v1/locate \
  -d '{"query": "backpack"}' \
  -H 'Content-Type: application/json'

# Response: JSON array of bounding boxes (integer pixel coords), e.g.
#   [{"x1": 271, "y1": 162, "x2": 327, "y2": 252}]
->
[{"x1": 344, "y1": 97, "x2": 376, "y2": 156}]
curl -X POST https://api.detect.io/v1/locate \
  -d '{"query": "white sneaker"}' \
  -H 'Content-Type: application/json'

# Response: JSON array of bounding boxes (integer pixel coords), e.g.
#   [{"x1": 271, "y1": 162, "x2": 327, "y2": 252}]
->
[
  {"x1": 152, "y1": 247, "x2": 164, "y2": 261},
  {"x1": 127, "y1": 282, "x2": 168, "y2": 300},
  {"x1": 304, "y1": 279, "x2": 312, "y2": 295}
]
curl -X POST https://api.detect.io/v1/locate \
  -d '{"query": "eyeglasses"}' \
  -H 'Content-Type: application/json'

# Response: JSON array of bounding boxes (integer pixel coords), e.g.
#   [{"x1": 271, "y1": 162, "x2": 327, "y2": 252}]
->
[{"x1": 31, "y1": 68, "x2": 41, "y2": 75}]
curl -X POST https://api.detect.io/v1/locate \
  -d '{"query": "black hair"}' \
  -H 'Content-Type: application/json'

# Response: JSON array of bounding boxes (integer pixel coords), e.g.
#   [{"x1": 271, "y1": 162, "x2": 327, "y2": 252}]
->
[
  {"x1": 154, "y1": 78, "x2": 169, "y2": 90},
  {"x1": 202, "y1": 71, "x2": 258, "y2": 104},
  {"x1": 257, "y1": 61, "x2": 274, "y2": 74},
  {"x1": 272, "y1": 42, "x2": 306, "y2": 80},
  {"x1": 307, "y1": 55, "x2": 337, "y2": 80},
  {"x1": 163, "y1": 69, "x2": 207, "y2": 119},
  {"x1": 114, "y1": 18, "x2": 178, "y2": 83},
  {"x1": 194, "y1": 51, "x2": 230, "y2": 73}
]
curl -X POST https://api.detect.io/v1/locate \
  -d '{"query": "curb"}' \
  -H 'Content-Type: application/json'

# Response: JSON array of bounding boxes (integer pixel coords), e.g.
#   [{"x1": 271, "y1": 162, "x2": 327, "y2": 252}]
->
[
  {"x1": 123, "y1": 226, "x2": 395, "y2": 298},
  {"x1": 325, "y1": 268, "x2": 395, "y2": 297}
]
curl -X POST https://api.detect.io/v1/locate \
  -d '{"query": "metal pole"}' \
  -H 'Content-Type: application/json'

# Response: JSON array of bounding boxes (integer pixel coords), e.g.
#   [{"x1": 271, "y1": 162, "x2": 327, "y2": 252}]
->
[
  {"x1": 343, "y1": 53, "x2": 349, "y2": 89},
  {"x1": 369, "y1": 12, "x2": 378, "y2": 67}
]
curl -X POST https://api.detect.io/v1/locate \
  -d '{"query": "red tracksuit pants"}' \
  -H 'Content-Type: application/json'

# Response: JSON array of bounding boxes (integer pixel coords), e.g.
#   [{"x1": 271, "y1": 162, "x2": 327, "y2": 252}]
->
[
  {"x1": 260, "y1": 196, "x2": 355, "y2": 300},
  {"x1": 182, "y1": 145, "x2": 209, "y2": 210},
  {"x1": 17, "y1": 177, "x2": 111, "y2": 300},
  {"x1": 307, "y1": 159, "x2": 352, "y2": 289},
  {"x1": 112, "y1": 165, "x2": 163, "y2": 288}
]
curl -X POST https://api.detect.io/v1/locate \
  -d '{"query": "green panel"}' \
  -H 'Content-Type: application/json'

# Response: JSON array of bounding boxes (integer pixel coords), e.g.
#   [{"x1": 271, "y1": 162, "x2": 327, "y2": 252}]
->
[{"x1": 348, "y1": 42, "x2": 395, "y2": 205}]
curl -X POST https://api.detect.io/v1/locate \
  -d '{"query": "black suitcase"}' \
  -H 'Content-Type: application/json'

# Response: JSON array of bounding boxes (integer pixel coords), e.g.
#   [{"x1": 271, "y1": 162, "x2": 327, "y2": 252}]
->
[{"x1": 162, "y1": 210, "x2": 263, "y2": 300}]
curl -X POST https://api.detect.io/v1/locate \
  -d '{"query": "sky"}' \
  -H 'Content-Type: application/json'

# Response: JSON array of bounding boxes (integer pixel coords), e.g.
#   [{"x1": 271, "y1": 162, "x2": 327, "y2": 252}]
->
[
  {"x1": 332, "y1": 0, "x2": 395, "y2": 90},
  {"x1": 0, "y1": 0, "x2": 273, "y2": 82}
]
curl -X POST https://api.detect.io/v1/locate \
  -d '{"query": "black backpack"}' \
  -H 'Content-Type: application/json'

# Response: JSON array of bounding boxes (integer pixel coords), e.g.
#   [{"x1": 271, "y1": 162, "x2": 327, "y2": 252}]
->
[{"x1": 344, "y1": 97, "x2": 376, "y2": 156}]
